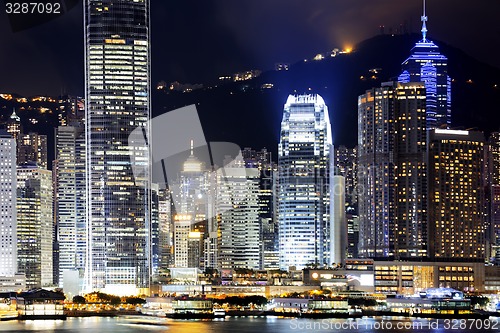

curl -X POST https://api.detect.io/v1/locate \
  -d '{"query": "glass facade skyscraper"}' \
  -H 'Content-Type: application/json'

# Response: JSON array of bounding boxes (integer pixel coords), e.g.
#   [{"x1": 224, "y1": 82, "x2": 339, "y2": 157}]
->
[
  {"x1": 84, "y1": 0, "x2": 151, "y2": 294},
  {"x1": 278, "y1": 94, "x2": 333, "y2": 269}
]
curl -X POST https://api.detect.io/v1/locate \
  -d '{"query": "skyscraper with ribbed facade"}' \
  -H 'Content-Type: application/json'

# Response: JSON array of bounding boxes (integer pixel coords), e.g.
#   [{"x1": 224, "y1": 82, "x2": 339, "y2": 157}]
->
[
  {"x1": 278, "y1": 94, "x2": 333, "y2": 269},
  {"x1": 84, "y1": 0, "x2": 151, "y2": 294}
]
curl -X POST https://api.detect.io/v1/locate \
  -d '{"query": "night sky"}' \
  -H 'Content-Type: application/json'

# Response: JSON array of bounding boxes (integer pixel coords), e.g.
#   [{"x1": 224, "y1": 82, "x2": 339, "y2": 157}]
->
[{"x1": 0, "y1": 0, "x2": 499, "y2": 96}]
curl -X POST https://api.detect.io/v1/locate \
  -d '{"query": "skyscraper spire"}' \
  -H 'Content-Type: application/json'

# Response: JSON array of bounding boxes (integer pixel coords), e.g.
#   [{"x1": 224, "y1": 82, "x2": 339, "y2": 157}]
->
[
  {"x1": 421, "y1": 0, "x2": 428, "y2": 42},
  {"x1": 190, "y1": 139, "x2": 194, "y2": 155}
]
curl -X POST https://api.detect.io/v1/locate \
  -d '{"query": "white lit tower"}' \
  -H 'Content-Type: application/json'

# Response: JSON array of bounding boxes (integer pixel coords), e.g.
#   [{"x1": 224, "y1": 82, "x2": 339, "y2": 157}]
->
[{"x1": 278, "y1": 94, "x2": 334, "y2": 269}]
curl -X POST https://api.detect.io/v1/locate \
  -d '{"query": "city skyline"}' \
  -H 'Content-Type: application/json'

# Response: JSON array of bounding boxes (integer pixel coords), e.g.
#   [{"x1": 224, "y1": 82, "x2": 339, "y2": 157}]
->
[{"x1": 0, "y1": 0, "x2": 500, "y2": 305}]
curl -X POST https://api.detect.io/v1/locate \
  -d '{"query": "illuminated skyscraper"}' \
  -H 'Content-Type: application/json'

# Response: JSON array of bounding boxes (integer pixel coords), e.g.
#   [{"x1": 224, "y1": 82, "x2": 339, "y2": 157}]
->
[
  {"x1": 428, "y1": 129, "x2": 485, "y2": 260},
  {"x1": 55, "y1": 124, "x2": 86, "y2": 288},
  {"x1": 17, "y1": 163, "x2": 53, "y2": 288},
  {"x1": 0, "y1": 131, "x2": 17, "y2": 277},
  {"x1": 18, "y1": 132, "x2": 48, "y2": 169},
  {"x1": 84, "y1": 0, "x2": 151, "y2": 294},
  {"x1": 358, "y1": 84, "x2": 396, "y2": 258},
  {"x1": 217, "y1": 158, "x2": 261, "y2": 270},
  {"x1": 242, "y1": 148, "x2": 278, "y2": 269},
  {"x1": 398, "y1": 0, "x2": 451, "y2": 129},
  {"x1": 358, "y1": 82, "x2": 427, "y2": 259},
  {"x1": 278, "y1": 94, "x2": 333, "y2": 269}
]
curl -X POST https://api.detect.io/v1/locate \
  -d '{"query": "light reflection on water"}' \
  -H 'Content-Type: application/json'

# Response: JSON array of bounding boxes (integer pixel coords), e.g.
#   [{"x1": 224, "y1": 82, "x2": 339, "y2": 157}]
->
[{"x1": 0, "y1": 316, "x2": 497, "y2": 332}]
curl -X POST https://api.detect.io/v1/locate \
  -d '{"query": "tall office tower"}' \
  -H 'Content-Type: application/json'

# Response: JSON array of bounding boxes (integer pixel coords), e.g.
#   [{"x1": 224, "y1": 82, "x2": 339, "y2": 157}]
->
[
  {"x1": 0, "y1": 131, "x2": 17, "y2": 277},
  {"x1": 84, "y1": 0, "x2": 151, "y2": 294},
  {"x1": 428, "y1": 129, "x2": 485, "y2": 260},
  {"x1": 217, "y1": 158, "x2": 261, "y2": 270},
  {"x1": 358, "y1": 84, "x2": 396, "y2": 258},
  {"x1": 398, "y1": 1, "x2": 451, "y2": 129},
  {"x1": 358, "y1": 82, "x2": 427, "y2": 259},
  {"x1": 6, "y1": 109, "x2": 22, "y2": 141},
  {"x1": 55, "y1": 124, "x2": 86, "y2": 288},
  {"x1": 17, "y1": 163, "x2": 53, "y2": 288},
  {"x1": 334, "y1": 146, "x2": 358, "y2": 212},
  {"x1": 393, "y1": 83, "x2": 428, "y2": 259},
  {"x1": 487, "y1": 132, "x2": 500, "y2": 263},
  {"x1": 242, "y1": 148, "x2": 278, "y2": 269},
  {"x1": 18, "y1": 132, "x2": 48, "y2": 169},
  {"x1": 278, "y1": 94, "x2": 333, "y2": 269}
]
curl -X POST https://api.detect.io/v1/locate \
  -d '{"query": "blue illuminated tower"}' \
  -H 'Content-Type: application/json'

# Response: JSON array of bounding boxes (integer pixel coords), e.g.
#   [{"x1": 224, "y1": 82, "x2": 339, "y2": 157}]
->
[{"x1": 398, "y1": 0, "x2": 451, "y2": 129}]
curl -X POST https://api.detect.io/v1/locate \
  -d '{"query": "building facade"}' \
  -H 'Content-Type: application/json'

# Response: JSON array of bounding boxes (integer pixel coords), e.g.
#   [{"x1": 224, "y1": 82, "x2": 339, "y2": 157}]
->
[
  {"x1": 0, "y1": 131, "x2": 17, "y2": 277},
  {"x1": 428, "y1": 129, "x2": 485, "y2": 261},
  {"x1": 54, "y1": 125, "x2": 86, "y2": 288},
  {"x1": 358, "y1": 82, "x2": 427, "y2": 259},
  {"x1": 84, "y1": 0, "x2": 151, "y2": 294},
  {"x1": 17, "y1": 164, "x2": 53, "y2": 288},
  {"x1": 217, "y1": 159, "x2": 261, "y2": 270}
]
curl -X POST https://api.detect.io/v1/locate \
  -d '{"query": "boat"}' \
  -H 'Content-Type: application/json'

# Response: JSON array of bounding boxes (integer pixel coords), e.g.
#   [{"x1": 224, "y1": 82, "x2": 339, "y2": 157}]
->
[
  {"x1": 213, "y1": 308, "x2": 226, "y2": 318},
  {"x1": 121, "y1": 315, "x2": 169, "y2": 326}
]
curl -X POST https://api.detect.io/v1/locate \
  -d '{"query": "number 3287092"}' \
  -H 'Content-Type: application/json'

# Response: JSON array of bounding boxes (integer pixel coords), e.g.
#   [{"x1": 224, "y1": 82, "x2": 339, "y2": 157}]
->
[{"x1": 6, "y1": 2, "x2": 61, "y2": 14}]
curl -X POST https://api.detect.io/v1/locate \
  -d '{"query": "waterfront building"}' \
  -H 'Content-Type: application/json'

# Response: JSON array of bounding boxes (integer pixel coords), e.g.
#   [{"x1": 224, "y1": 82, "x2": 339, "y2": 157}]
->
[
  {"x1": 84, "y1": 0, "x2": 151, "y2": 294},
  {"x1": 428, "y1": 129, "x2": 485, "y2": 260},
  {"x1": 358, "y1": 82, "x2": 427, "y2": 259},
  {"x1": 374, "y1": 260, "x2": 485, "y2": 294},
  {"x1": 278, "y1": 94, "x2": 334, "y2": 269}
]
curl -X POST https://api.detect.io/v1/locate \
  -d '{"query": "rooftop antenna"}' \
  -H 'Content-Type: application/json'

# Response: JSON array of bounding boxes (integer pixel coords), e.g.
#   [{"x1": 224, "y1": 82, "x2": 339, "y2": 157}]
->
[{"x1": 421, "y1": 0, "x2": 428, "y2": 42}]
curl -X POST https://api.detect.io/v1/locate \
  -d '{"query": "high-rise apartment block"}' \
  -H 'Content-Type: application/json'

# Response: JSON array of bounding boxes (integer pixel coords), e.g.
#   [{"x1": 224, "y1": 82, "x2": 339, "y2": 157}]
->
[{"x1": 428, "y1": 129, "x2": 485, "y2": 260}]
